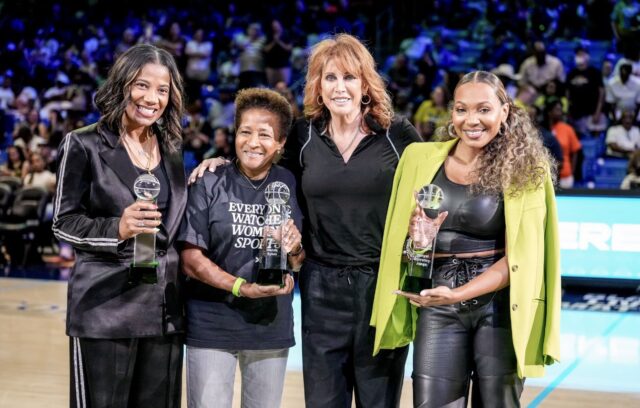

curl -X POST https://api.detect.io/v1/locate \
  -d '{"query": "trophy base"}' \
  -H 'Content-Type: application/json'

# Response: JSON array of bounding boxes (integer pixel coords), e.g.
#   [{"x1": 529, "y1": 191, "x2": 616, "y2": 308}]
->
[
  {"x1": 256, "y1": 268, "x2": 286, "y2": 287},
  {"x1": 129, "y1": 262, "x2": 159, "y2": 285},
  {"x1": 402, "y1": 275, "x2": 433, "y2": 294}
]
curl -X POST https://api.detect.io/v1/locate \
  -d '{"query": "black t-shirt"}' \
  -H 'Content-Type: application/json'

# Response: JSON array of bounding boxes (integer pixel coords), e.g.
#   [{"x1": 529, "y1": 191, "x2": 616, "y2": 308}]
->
[
  {"x1": 282, "y1": 115, "x2": 421, "y2": 266},
  {"x1": 566, "y1": 66, "x2": 603, "y2": 118},
  {"x1": 177, "y1": 163, "x2": 302, "y2": 350}
]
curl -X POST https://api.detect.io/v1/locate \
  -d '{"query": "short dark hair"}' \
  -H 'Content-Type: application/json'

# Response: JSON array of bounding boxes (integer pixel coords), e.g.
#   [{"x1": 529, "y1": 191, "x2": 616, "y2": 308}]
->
[
  {"x1": 234, "y1": 88, "x2": 293, "y2": 141},
  {"x1": 94, "y1": 44, "x2": 185, "y2": 151}
]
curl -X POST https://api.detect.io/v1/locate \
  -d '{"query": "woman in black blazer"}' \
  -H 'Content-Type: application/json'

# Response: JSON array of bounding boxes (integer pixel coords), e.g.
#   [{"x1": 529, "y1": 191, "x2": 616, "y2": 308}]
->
[{"x1": 53, "y1": 44, "x2": 186, "y2": 408}]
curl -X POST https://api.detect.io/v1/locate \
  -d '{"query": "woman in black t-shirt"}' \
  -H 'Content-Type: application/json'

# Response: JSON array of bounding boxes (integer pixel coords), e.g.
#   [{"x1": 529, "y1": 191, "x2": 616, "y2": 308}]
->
[{"x1": 179, "y1": 88, "x2": 304, "y2": 408}]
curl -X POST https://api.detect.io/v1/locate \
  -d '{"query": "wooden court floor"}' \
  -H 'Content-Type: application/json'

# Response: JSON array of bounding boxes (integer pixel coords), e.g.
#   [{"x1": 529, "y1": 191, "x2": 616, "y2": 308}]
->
[{"x1": 1, "y1": 278, "x2": 638, "y2": 407}]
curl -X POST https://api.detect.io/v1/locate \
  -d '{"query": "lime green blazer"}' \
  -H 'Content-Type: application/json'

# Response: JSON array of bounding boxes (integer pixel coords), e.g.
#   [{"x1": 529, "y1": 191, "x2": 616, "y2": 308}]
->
[{"x1": 370, "y1": 139, "x2": 561, "y2": 378}]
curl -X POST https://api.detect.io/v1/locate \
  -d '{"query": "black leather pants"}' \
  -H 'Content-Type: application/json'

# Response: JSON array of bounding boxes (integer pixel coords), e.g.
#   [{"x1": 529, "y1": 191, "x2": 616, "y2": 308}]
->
[
  {"x1": 299, "y1": 258, "x2": 409, "y2": 408},
  {"x1": 412, "y1": 255, "x2": 523, "y2": 408}
]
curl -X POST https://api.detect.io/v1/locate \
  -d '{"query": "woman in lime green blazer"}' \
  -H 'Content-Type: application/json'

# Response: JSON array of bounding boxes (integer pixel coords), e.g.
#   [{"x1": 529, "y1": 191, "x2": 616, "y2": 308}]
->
[{"x1": 371, "y1": 71, "x2": 561, "y2": 407}]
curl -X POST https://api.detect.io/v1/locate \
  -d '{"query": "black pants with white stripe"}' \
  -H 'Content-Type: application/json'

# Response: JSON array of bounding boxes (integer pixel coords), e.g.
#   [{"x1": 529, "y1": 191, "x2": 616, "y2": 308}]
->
[{"x1": 69, "y1": 335, "x2": 183, "y2": 408}]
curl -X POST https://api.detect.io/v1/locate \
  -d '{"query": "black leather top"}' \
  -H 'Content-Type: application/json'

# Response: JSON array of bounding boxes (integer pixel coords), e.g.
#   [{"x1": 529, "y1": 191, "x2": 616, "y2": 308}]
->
[{"x1": 431, "y1": 164, "x2": 506, "y2": 253}]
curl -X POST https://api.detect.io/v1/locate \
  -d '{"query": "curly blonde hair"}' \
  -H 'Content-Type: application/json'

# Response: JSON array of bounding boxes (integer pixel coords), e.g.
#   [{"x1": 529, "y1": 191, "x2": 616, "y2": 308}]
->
[
  {"x1": 302, "y1": 34, "x2": 393, "y2": 128},
  {"x1": 441, "y1": 71, "x2": 555, "y2": 196}
]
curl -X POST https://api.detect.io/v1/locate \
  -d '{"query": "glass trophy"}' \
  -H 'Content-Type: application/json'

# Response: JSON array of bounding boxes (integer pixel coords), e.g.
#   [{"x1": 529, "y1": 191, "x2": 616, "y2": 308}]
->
[
  {"x1": 402, "y1": 184, "x2": 444, "y2": 294},
  {"x1": 129, "y1": 173, "x2": 161, "y2": 284},
  {"x1": 257, "y1": 181, "x2": 291, "y2": 286}
]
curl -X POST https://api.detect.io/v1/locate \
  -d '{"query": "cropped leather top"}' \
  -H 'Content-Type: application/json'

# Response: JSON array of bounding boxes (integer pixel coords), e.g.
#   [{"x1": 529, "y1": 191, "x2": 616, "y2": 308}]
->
[{"x1": 431, "y1": 164, "x2": 505, "y2": 253}]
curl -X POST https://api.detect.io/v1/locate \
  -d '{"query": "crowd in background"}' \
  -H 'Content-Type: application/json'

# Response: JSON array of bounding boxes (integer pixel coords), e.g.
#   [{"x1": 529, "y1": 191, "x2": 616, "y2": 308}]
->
[{"x1": 0, "y1": 0, "x2": 639, "y2": 267}]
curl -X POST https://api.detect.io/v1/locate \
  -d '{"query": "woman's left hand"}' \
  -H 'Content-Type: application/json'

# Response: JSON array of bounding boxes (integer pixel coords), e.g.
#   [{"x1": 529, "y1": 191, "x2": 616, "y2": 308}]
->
[
  {"x1": 394, "y1": 286, "x2": 461, "y2": 307},
  {"x1": 188, "y1": 157, "x2": 230, "y2": 184},
  {"x1": 266, "y1": 219, "x2": 302, "y2": 254}
]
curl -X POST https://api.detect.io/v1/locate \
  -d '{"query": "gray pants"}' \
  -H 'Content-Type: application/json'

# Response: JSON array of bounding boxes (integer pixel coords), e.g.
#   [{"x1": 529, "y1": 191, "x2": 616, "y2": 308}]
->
[{"x1": 186, "y1": 346, "x2": 289, "y2": 408}]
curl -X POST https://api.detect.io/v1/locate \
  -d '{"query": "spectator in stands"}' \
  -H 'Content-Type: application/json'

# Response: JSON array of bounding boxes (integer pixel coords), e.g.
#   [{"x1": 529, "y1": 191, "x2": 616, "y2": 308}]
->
[
  {"x1": 23, "y1": 151, "x2": 55, "y2": 193},
  {"x1": 387, "y1": 53, "x2": 414, "y2": 98},
  {"x1": 513, "y1": 83, "x2": 538, "y2": 110},
  {"x1": 408, "y1": 73, "x2": 433, "y2": 110},
  {"x1": 0, "y1": 145, "x2": 27, "y2": 178},
  {"x1": 413, "y1": 85, "x2": 450, "y2": 141},
  {"x1": 605, "y1": 109, "x2": 640, "y2": 157},
  {"x1": 610, "y1": 0, "x2": 640, "y2": 56},
  {"x1": 114, "y1": 27, "x2": 136, "y2": 57},
  {"x1": 0, "y1": 75, "x2": 15, "y2": 110},
  {"x1": 415, "y1": 48, "x2": 437, "y2": 91},
  {"x1": 518, "y1": 41, "x2": 566, "y2": 90},
  {"x1": 52, "y1": 44, "x2": 187, "y2": 408},
  {"x1": 605, "y1": 62, "x2": 640, "y2": 121},
  {"x1": 530, "y1": 106, "x2": 564, "y2": 178},
  {"x1": 274, "y1": 80, "x2": 302, "y2": 119},
  {"x1": 185, "y1": 28, "x2": 213, "y2": 99},
  {"x1": 206, "y1": 85, "x2": 236, "y2": 130},
  {"x1": 430, "y1": 34, "x2": 457, "y2": 70},
  {"x1": 535, "y1": 79, "x2": 569, "y2": 114},
  {"x1": 183, "y1": 100, "x2": 212, "y2": 163},
  {"x1": 137, "y1": 22, "x2": 161, "y2": 46},
  {"x1": 236, "y1": 23, "x2": 266, "y2": 90},
  {"x1": 203, "y1": 126, "x2": 235, "y2": 160},
  {"x1": 545, "y1": 97, "x2": 582, "y2": 188},
  {"x1": 13, "y1": 125, "x2": 45, "y2": 154},
  {"x1": 620, "y1": 149, "x2": 640, "y2": 189},
  {"x1": 23, "y1": 108, "x2": 47, "y2": 138},
  {"x1": 491, "y1": 63, "x2": 520, "y2": 99},
  {"x1": 602, "y1": 59, "x2": 615, "y2": 83},
  {"x1": 566, "y1": 47, "x2": 606, "y2": 134},
  {"x1": 78, "y1": 50, "x2": 99, "y2": 84},
  {"x1": 159, "y1": 22, "x2": 187, "y2": 72},
  {"x1": 264, "y1": 19, "x2": 293, "y2": 87}
]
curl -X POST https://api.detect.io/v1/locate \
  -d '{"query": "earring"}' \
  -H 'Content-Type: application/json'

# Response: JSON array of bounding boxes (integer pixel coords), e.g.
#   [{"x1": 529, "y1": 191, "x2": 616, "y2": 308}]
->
[
  {"x1": 316, "y1": 95, "x2": 323, "y2": 106},
  {"x1": 361, "y1": 94, "x2": 371, "y2": 105},
  {"x1": 447, "y1": 123, "x2": 456, "y2": 138}
]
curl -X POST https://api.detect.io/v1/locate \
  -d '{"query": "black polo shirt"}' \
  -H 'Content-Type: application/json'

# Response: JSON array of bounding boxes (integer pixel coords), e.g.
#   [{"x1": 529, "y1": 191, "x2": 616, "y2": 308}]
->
[{"x1": 283, "y1": 115, "x2": 421, "y2": 266}]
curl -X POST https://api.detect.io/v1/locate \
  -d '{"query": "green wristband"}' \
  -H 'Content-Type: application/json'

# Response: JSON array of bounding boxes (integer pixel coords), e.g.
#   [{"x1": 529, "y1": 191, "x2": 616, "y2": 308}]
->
[{"x1": 232, "y1": 277, "x2": 246, "y2": 297}]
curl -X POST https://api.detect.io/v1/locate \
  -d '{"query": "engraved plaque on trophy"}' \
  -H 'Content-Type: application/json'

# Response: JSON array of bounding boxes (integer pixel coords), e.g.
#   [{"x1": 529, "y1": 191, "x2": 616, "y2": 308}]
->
[
  {"x1": 257, "y1": 181, "x2": 291, "y2": 286},
  {"x1": 129, "y1": 173, "x2": 160, "y2": 284},
  {"x1": 402, "y1": 184, "x2": 444, "y2": 294}
]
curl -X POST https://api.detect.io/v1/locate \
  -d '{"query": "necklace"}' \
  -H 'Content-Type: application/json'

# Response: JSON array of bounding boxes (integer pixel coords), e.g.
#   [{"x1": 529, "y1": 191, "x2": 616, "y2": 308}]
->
[
  {"x1": 235, "y1": 160, "x2": 271, "y2": 190},
  {"x1": 330, "y1": 117, "x2": 362, "y2": 156},
  {"x1": 124, "y1": 132, "x2": 154, "y2": 173}
]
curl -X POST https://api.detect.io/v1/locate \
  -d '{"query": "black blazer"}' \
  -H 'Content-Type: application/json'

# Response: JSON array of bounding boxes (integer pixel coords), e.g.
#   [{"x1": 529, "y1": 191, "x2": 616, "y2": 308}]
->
[{"x1": 53, "y1": 122, "x2": 187, "y2": 338}]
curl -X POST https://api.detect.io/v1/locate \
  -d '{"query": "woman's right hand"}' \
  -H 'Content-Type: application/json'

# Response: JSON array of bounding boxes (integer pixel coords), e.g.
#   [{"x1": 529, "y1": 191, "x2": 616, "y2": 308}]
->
[
  {"x1": 408, "y1": 200, "x2": 448, "y2": 248},
  {"x1": 118, "y1": 200, "x2": 162, "y2": 240},
  {"x1": 239, "y1": 274, "x2": 295, "y2": 299},
  {"x1": 188, "y1": 157, "x2": 230, "y2": 184}
]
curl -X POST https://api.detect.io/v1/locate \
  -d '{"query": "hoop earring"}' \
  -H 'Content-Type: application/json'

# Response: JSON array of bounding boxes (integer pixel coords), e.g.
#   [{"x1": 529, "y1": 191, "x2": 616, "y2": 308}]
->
[
  {"x1": 447, "y1": 123, "x2": 456, "y2": 138},
  {"x1": 361, "y1": 94, "x2": 371, "y2": 105},
  {"x1": 316, "y1": 95, "x2": 323, "y2": 106},
  {"x1": 499, "y1": 122, "x2": 507, "y2": 136}
]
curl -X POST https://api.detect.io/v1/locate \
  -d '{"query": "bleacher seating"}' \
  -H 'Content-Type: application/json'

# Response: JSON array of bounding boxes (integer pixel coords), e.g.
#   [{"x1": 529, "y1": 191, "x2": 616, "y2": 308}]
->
[{"x1": 593, "y1": 158, "x2": 628, "y2": 189}]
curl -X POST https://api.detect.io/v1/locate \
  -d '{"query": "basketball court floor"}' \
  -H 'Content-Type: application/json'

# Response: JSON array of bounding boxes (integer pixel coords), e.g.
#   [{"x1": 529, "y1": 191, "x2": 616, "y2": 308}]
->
[{"x1": 0, "y1": 275, "x2": 638, "y2": 407}]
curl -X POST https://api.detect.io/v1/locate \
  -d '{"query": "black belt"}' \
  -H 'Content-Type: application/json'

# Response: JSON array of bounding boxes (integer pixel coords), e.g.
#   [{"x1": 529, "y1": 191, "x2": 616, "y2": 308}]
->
[{"x1": 432, "y1": 255, "x2": 503, "y2": 308}]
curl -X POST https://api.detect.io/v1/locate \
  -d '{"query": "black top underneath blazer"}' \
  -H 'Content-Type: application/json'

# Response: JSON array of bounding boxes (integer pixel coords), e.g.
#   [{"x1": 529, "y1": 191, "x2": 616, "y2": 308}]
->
[{"x1": 53, "y1": 122, "x2": 187, "y2": 338}]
